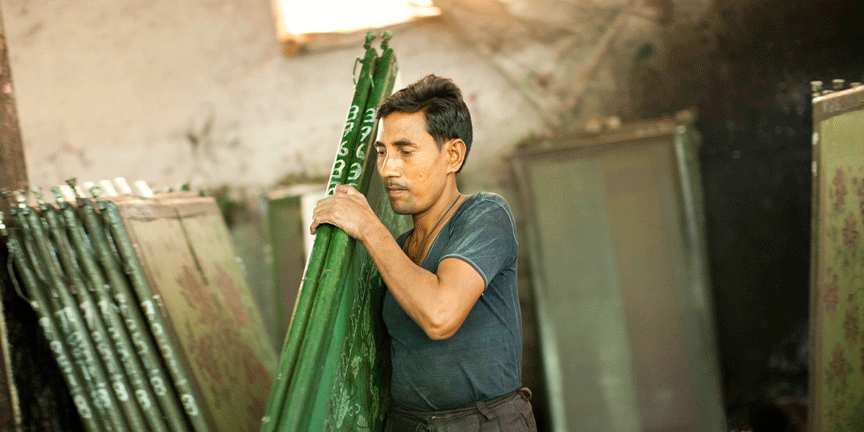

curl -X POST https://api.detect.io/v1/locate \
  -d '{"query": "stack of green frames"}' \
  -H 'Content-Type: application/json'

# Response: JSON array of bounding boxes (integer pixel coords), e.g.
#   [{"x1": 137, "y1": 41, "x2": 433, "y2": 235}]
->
[
  {"x1": 2, "y1": 180, "x2": 278, "y2": 432},
  {"x1": 1, "y1": 185, "x2": 208, "y2": 432},
  {"x1": 259, "y1": 32, "x2": 410, "y2": 431}
]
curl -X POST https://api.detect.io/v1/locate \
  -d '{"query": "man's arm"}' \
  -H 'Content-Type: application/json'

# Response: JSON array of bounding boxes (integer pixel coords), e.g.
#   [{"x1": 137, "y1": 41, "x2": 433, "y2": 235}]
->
[{"x1": 311, "y1": 184, "x2": 484, "y2": 340}]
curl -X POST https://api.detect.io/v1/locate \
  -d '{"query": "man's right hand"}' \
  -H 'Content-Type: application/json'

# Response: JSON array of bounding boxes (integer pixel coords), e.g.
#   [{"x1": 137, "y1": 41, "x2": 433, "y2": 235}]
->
[{"x1": 310, "y1": 184, "x2": 379, "y2": 242}]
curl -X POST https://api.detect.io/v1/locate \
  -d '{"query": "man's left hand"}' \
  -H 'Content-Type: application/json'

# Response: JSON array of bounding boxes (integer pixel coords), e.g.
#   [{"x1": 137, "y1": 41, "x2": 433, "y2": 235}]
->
[{"x1": 311, "y1": 184, "x2": 378, "y2": 241}]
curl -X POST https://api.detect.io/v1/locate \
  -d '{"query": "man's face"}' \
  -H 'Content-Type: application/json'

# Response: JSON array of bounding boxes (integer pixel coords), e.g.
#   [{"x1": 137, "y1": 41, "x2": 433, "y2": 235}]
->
[{"x1": 375, "y1": 111, "x2": 450, "y2": 215}]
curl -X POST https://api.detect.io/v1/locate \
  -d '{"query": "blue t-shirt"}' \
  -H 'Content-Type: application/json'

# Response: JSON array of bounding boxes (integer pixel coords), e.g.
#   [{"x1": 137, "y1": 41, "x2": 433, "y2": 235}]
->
[{"x1": 382, "y1": 193, "x2": 522, "y2": 411}]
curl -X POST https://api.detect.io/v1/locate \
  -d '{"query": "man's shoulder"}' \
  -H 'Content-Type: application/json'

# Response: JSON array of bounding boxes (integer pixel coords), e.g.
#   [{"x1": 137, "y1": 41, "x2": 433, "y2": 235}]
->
[
  {"x1": 457, "y1": 193, "x2": 516, "y2": 235},
  {"x1": 464, "y1": 192, "x2": 512, "y2": 214}
]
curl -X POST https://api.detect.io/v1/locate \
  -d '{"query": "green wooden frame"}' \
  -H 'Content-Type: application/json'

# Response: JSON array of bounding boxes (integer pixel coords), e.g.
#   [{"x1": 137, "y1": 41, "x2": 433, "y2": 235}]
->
[
  {"x1": 511, "y1": 117, "x2": 725, "y2": 431},
  {"x1": 260, "y1": 32, "x2": 407, "y2": 432},
  {"x1": 107, "y1": 193, "x2": 277, "y2": 432},
  {"x1": 809, "y1": 84, "x2": 864, "y2": 431}
]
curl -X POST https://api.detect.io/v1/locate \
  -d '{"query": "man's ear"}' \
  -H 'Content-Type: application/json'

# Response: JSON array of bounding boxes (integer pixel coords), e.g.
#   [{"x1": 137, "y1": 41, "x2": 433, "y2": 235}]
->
[{"x1": 445, "y1": 139, "x2": 466, "y2": 174}]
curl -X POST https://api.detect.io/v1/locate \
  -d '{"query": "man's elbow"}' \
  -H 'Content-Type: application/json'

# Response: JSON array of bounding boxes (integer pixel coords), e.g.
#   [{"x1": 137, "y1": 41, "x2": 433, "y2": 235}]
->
[
  {"x1": 422, "y1": 314, "x2": 461, "y2": 340},
  {"x1": 424, "y1": 327, "x2": 457, "y2": 340}
]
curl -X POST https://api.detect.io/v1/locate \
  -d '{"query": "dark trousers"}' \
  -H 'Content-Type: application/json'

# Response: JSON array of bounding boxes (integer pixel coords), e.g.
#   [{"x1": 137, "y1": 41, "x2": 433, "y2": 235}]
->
[{"x1": 383, "y1": 387, "x2": 538, "y2": 432}]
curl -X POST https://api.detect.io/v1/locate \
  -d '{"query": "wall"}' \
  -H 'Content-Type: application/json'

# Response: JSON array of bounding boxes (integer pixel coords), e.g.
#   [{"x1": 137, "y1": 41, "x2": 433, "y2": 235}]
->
[
  {"x1": 626, "y1": 0, "x2": 864, "y2": 427},
  {"x1": 1, "y1": 0, "x2": 548, "y2": 194}
]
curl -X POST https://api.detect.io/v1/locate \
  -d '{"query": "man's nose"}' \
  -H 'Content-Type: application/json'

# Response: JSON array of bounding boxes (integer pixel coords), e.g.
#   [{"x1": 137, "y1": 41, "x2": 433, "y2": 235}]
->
[{"x1": 379, "y1": 154, "x2": 400, "y2": 177}]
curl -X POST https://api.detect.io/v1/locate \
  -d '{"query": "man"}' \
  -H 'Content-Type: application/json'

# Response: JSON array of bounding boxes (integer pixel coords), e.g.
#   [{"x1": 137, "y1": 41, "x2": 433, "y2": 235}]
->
[{"x1": 311, "y1": 75, "x2": 536, "y2": 431}]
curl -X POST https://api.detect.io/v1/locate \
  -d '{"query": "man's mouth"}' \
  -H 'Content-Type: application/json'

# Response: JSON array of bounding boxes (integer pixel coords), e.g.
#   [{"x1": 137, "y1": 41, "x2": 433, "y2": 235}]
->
[{"x1": 385, "y1": 183, "x2": 408, "y2": 194}]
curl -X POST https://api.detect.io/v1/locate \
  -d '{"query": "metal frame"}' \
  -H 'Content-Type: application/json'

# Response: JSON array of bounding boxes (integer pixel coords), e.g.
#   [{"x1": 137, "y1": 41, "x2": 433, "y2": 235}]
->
[{"x1": 511, "y1": 116, "x2": 725, "y2": 431}]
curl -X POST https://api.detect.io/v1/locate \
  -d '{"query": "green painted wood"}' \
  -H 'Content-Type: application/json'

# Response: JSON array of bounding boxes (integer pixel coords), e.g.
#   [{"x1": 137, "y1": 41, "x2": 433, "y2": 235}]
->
[
  {"x1": 11, "y1": 197, "x2": 128, "y2": 432},
  {"x1": 166, "y1": 195, "x2": 277, "y2": 423},
  {"x1": 511, "y1": 118, "x2": 725, "y2": 432},
  {"x1": 261, "y1": 32, "x2": 407, "y2": 432},
  {"x1": 105, "y1": 193, "x2": 275, "y2": 432},
  {"x1": 1, "y1": 215, "x2": 102, "y2": 432},
  {"x1": 285, "y1": 35, "x2": 398, "y2": 432},
  {"x1": 40, "y1": 198, "x2": 155, "y2": 432},
  {"x1": 307, "y1": 37, "x2": 401, "y2": 432},
  {"x1": 53, "y1": 187, "x2": 192, "y2": 432},
  {"x1": 260, "y1": 33, "x2": 379, "y2": 432},
  {"x1": 810, "y1": 86, "x2": 864, "y2": 431},
  {"x1": 75, "y1": 190, "x2": 201, "y2": 432},
  {"x1": 230, "y1": 214, "x2": 279, "y2": 349},
  {"x1": 99, "y1": 196, "x2": 212, "y2": 432},
  {"x1": 265, "y1": 193, "x2": 304, "y2": 348}
]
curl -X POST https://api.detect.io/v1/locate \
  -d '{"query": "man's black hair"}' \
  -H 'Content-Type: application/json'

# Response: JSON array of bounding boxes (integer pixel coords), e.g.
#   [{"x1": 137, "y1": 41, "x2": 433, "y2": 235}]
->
[{"x1": 377, "y1": 75, "x2": 473, "y2": 172}]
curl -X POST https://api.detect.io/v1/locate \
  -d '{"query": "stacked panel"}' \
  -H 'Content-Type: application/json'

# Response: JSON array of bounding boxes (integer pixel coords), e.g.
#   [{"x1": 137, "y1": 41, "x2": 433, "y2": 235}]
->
[
  {"x1": 511, "y1": 117, "x2": 726, "y2": 431},
  {"x1": 260, "y1": 32, "x2": 409, "y2": 431},
  {"x1": 1, "y1": 182, "x2": 276, "y2": 432}
]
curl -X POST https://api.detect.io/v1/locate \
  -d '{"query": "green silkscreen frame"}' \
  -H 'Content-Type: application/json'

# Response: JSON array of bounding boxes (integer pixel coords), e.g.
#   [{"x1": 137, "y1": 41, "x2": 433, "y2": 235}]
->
[
  {"x1": 265, "y1": 187, "x2": 310, "y2": 349},
  {"x1": 110, "y1": 194, "x2": 277, "y2": 432},
  {"x1": 809, "y1": 85, "x2": 864, "y2": 431},
  {"x1": 511, "y1": 117, "x2": 725, "y2": 432}
]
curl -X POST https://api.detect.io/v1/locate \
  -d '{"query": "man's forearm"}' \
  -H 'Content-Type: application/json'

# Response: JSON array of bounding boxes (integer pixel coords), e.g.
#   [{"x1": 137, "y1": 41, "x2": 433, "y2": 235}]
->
[{"x1": 359, "y1": 221, "x2": 456, "y2": 339}]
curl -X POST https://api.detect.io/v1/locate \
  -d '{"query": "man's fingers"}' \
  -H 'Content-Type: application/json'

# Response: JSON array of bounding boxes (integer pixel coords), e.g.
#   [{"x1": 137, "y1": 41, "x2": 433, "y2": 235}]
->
[
  {"x1": 310, "y1": 198, "x2": 340, "y2": 234},
  {"x1": 310, "y1": 205, "x2": 329, "y2": 235},
  {"x1": 310, "y1": 213, "x2": 323, "y2": 234},
  {"x1": 310, "y1": 187, "x2": 370, "y2": 240},
  {"x1": 335, "y1": 184, "x2": 360, "y2": 196},
  {"x1": 336, "y1": 184, "x2": 369, "y2": 209}
]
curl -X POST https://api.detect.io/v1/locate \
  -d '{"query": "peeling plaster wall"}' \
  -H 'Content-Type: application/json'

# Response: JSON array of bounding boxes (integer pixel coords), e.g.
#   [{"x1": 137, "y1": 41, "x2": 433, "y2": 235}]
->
[
  {"x1": 2, "y1": 0, "x2": 713, "y2": 194},
  {"x1": 1, "y1": 0, "x2": 548, "y2": 193}
]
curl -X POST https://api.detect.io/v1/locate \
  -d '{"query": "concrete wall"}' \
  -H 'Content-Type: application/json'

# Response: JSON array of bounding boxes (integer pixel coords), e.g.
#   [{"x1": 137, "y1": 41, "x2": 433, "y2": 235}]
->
[{"x1": 1, "y1": 0, "x2": 549, "y2": 193}]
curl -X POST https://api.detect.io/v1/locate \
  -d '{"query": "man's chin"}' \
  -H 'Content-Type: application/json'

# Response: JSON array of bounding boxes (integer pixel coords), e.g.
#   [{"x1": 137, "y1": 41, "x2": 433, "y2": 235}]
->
[{"x1": 387, "y1": 197, "x2": 415, "y2": 215}]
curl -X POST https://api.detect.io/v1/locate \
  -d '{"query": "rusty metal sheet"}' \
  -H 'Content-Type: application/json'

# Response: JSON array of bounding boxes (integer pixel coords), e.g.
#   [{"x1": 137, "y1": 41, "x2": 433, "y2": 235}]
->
[
  {"x1": 112, "y1": 194, "x2": 276, "y2": 432},
  {"x1": 810, "y1": 84, "x2": 864, "y2": 430}
]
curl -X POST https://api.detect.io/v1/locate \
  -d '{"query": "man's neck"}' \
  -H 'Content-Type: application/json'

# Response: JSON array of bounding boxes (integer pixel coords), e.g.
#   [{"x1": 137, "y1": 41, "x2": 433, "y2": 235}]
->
[{"x1": 411, "y1": 184, "x2": 462, "y2": 239}]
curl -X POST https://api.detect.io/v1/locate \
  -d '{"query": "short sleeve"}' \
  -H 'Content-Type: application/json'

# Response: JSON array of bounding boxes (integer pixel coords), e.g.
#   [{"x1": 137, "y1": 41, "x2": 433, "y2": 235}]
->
[{"x1": 438, "y1": 197, "x2": 517, "y2": 288}]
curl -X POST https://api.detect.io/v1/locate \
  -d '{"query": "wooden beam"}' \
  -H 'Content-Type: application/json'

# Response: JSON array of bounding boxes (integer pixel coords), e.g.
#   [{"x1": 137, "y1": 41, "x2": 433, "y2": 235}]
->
[
  {"x1": 0, "y1": 4, "x2": 27, "y2": 432},
  {"x1": 0, "y1": 3, "x2": 28, "y2": 213}
]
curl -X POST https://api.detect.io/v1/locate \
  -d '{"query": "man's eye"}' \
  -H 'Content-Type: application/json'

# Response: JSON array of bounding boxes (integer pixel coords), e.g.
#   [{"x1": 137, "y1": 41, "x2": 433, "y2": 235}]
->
[
  {"x1": 401, "y1": 150, "x2": 412, "y2": 155},
  {"x1": 376, "y1": 149, "x2": 385, "y2": 156}
]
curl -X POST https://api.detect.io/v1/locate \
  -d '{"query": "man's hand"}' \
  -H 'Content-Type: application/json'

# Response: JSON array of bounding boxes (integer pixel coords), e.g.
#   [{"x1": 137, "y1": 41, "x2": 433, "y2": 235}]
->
[{"x1": 310, "y1": 184, "x2": 379, "y2": 241}]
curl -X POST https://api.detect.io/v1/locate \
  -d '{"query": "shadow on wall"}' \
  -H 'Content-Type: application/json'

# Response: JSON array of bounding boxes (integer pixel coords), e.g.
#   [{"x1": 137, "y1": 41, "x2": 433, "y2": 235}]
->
[{"x1": 625, "y1": 0, "x2": 864, "y2": 425}]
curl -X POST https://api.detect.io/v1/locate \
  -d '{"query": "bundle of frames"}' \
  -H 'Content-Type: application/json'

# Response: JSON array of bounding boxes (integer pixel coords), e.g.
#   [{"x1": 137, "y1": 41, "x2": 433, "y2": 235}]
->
[
  {"x1": 259, "y1": 32, "x2": 409, "y2": 431},
  {"x1": 1, "y1": 180, "x2": 208, "y2": 432}
]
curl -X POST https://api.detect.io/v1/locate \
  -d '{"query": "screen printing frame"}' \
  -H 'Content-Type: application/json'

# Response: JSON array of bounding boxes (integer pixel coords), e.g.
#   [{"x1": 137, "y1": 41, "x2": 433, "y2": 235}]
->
[
  {"x1": 809, "y1": 84, "x2": 864, "y2": 431},
  {"x1": 110, "y1": 193, "x2": 277, "y2": 432},
  {"x1": 510, "y1": 117, "x2": 725, "y2": 431}
]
